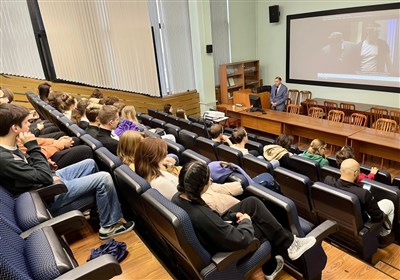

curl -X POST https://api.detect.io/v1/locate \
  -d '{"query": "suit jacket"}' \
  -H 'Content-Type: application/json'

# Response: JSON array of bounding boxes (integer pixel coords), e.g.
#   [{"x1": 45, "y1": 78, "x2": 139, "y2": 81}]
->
[{"x1": 270, "y1": 83, "x2": 288, "y2": 111}]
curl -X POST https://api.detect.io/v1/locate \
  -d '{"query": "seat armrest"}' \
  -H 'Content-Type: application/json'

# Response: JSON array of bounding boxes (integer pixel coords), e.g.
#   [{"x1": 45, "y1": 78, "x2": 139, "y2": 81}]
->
[
  {"x1": 55, "y1": 254, "x2": 122, "y2": 280},
  {"x1": 211, "y1": 238, "x2": 260, "y2": 271},
  {"x1": 305, "y1": 220, "x2": 338, "y2": 243},
  {"x1": 36, "y1": 182, "x2": 68, "y2": 201},
  {"x1": 359, "y1": 221, "x2": 381, "y2": 236},
  {"x1": 20, "y1": 210, "x2": 86, "y2": 239}
]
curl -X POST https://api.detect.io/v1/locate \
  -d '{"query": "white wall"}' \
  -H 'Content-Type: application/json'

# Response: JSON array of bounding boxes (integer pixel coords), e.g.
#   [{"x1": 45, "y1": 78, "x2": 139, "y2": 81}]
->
[{"x1": 255, "y1": 1, "x2": 400, "y2": 107}]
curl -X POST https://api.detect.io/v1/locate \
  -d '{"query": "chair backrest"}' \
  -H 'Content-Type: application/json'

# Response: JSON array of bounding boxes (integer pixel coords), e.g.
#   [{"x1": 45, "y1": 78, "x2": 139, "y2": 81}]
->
[
  {"x1": 94, "y1": 147, "x2": 122, "y2": 182},
  {"x1": 142, "y1": 189, "x2": 211, "y2": 278},
  {"x1": 156, "y1": 111, "x2": 169, "y2": 122},
  {"x1": 113, "y1": 165, "x2": 151, "y2": 220},
  {"x1": 191, "y1": 122, "x2": 207, "y2": 137},
  {"x1": 151, "y1": 118, "x2": 166, "y2": 129},
  {"x1": 308, "y1": 107, "x2": 324, "y2": 119},
  {"x1": 286, "y1": 104, "x2": 300, "y2": 114},
  {"x1": 147, "y1": 108, "x2": 158, "y2": 118},
  {"x1": 392, "y1": 176, "x2": 400, "y2": 187},
  {"x1": 177, "y1": 118, "x2": 192, "y2": 131},
  {"x1": 194, "y1": 137, "x2": 219, "y2": 161},
  {"x1": 339, "y1": 102, "x2": 355, "y2": 111},
  {"x1": 80, "y1": 134, "x2": 103, "y2": 150},
  {"x1": 274, "y1": 167, "x2": 315, "y2": 223},
  {"x1": 359, "y1": 164, "x2": 392, "y2": 185},
  {"x1": 390, "y1": 109, "x2": 400, "y2": 131},
  {"x1": 360, "y1": 178, "x2": 400, "y2": 243},
  {"x1": 216, "y1": 145, "x2": 244, "y2": 167},
  {"x1": 371, "y1": 107, "x2": 389, "y2": 125},
  {"x1": 164, "y1": 123, "x2": 181, "y2": 140},
  {"x1": 323, "y1": 101, "x2": 338, "y2": 115},
  {"x1": 299, "y1": 91, "x2": 312, "y2": 104},
  {"x1": 245, "y1": 140, "x2": 263, "y2": 156},
  {"x1": 256, "y1": 136, "x2": 275, "y2": 147},
  {"x1": 320, "y1": 166, "x2": 341, "y2": 183},
  {"x1": 187, "y1": 115, "x2": 199, "y2": 123},
  {"x1": 178, "y1": 129, "x2": 198, "y2": 150},
  {"x1": 180, "y1": 149, "x2": 211, "y2": 166},
  {"x1": 374, "y1": 118, "x2": 397, "y2": 132},
  {"x1": 166, "y1": 115, "x2": 180, "y2": 126},
  {"x1": 288, "y1": 155, "x2": 321, "y2": 182},
  {"x1": 288, "y1": 89, "x2": 299, "y2": 105},
  {"x1": 242, "y1": 154, "x2": 273, "y2": 178},
  {"x1": 164, "y1": 139, "x2": 185, "y2": 160},
  {"x1": 304, "y1": 99, "x2": 318, "y2": 114},
  {"x1": 350, "y1": 113, "x2": 368, "y2": 127},
  {"x1": 139, "y1": 114, "x2": 153, "y2": 127},
  {"x1": 310, "y1": 182, "x2": 378, "y2": 261},
  {"x1": 285, "y1": 98, "x2": 292, "y2": 107},
  {"x1": 327, "y1": 109, "x2": 345, "y2": 122},
  {"x1": 67, "y1": 124, "x2": 86, "y2": 137},
  {"x1": 326, "y1": 155, "x2": 338, "y2": 168}
]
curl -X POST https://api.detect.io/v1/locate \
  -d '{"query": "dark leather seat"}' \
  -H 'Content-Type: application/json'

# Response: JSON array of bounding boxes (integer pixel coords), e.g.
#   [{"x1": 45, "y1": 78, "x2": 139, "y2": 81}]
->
[
  {"x1": 177, "y1": 118, "x2": 192, "y2": 131},
  {"x1": 193, "y1": 137, "x2": 219, "y2": 161},
  {"x1": 242, "y1": 154, "x2": 273, "y2": 178},
  {"x1": 164, "y1": 123, "x2": 181, "y2": 140},
  {"x1": 80, "y1": 134, "x2": 103, "y2": 150},
  {"x1": 180, "y1": 149, "x2": 211, "y2": 166},
  {"x1": 151, "y1": 118, "x2": 166, "y2": 129},
  {"x1": 288, "y1": 155, "x2": 321, "y2": 182},
  {"x1": 216, "y1": 144, "x2": 243, "y2": 167},
  {"x1": 178, "y1": 129, "x2": 198, "y2": 150},
  {"x1": 191, "y1": 122, "x2": 207, "y2": 137}
]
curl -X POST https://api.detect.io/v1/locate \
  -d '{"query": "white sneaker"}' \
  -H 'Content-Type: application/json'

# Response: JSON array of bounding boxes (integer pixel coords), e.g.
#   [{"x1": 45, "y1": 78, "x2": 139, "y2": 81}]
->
[
  {"x1": 265, "y1": 255, "x2": 284, "y2": 280},
  {"x1": 287, "y1": 235, "x2": 316, "y2": 260}
]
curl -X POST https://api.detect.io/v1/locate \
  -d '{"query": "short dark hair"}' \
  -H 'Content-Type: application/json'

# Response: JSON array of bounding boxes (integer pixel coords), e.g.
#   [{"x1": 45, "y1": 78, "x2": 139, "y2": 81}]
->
[
  {"x1": 91, "y1": 89, "x2": 103, "y2": 99},
  {"x1": 275, "y1": 76, "x2": 282, "y2": 81},
  {"x1": 0, "y1": 88, "x2": 14, "y2": 103},
  {"x1": 335, "y1": 146, "x2": 355, "y2": 167},
  {"x1": 164, "y1": 104, "x2": 172, "y2": 114},
  {"x1": 98, "y1": 105, "x2": 118, "y2": 124},
  {"x1": 276, "y1": 134, "x2": 293, "y2": 151},
  {"x1": 38, "y1": 82, "x2": 51, "y2": 101},
  {"x1": 0, "y1": 104, "x2": 30, "y2": 136},
  {"x1": 86, "y1": 106, "x2": 100, "y2": 122},
  {"x1": 103, "y1": 96, "x2": 119, "y2": 106},
  {"x1": 209, "y1": 124, "x2": 223, "y2": 139},
  {"x1": 232, "y1": 127, "x2": 247, "y2": 143}
]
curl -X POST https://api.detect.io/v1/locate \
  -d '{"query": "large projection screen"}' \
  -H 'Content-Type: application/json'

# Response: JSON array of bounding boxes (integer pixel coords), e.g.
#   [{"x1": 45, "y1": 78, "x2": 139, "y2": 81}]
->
[{"x1": 287, "y1": 3, "x2": 400, "y2": 93}]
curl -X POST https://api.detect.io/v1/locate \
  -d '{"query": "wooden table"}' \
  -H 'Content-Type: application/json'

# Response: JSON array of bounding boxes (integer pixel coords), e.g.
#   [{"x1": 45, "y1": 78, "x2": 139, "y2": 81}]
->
[{"x1": 349, "y1": 127, "x2": 400, "y2": 163}]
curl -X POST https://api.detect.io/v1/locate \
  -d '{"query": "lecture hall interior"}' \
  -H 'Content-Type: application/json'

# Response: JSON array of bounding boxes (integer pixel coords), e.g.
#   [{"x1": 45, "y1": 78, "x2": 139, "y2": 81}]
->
[{"x1": 1, "y1": 0, "x2": 400, "y2": 279}]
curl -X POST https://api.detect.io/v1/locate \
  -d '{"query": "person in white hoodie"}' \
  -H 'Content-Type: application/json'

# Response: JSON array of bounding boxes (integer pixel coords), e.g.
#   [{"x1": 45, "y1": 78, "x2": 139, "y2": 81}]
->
[{"x1": 263, "y1": 134, "x2": 294, "y2": 168}]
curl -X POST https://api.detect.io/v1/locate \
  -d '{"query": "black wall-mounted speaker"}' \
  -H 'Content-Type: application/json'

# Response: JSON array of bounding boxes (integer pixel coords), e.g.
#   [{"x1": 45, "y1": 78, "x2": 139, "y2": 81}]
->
[
  {"x1": 206, "y1": 45, "x2": 213, "y2": 54},
  {"x1": 269, "y1": 5, "x2": 280, "y2": 23}
]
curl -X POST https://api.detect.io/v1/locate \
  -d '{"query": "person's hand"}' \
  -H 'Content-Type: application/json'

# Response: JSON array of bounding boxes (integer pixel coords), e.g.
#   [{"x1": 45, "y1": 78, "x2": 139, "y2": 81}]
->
[
  {"x1": 236, "y1": 212, "x2": 251, "y2": 223},
  {"x1": 370, "y1": 167, "x2": 379, "y2": 175},
  {"x1": 37, "y1": 122, "x2": 44, "y2": 131},
  {"x1": 221, "y1": 135, "x2": 230, "y2": 143},
  {"x1": 163, "y1": 157, "x2": 176, "y2": 166},
  {"x1": 58, "y1": 137, "x2": 74, "y2": 148},
  {"x1": 18, "y1": 132, "x2": 36, "y2": 145}
]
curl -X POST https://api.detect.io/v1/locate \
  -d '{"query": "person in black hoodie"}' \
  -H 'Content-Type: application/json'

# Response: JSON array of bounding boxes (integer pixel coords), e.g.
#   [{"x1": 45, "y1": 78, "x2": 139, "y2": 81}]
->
[
  {"x1": 324, "y1": 158, "x2": 394, "y2": 238},
  {"x1": 96, "y1": 105, "x2": 119, "y2": 154}
]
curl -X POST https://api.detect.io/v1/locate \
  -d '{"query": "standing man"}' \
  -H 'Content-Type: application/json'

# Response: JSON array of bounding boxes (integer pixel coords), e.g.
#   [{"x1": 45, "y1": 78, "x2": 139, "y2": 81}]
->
[{"x1": 270, "y1": 76, "x2": 288, "y2": 111}]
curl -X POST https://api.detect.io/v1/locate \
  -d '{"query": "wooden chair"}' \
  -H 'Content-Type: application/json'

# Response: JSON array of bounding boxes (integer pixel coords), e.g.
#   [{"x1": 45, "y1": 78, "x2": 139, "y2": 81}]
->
[
  {"x1": 340, "y1": 102, "x2": 355, "y2": 123},
  {"x1": 309, "y1": 107, "x2": 324, "y2": 119},
  {"x1": 327, "y1": 109, "x2": 345, "y2": 122},
  {"x1": 304, "y1": 99, "x2": 318, "y2": 116},
  {"x1": 374, "y1": 118, "x2": 397, "y2": 133},
  {"x1": 287, "y1": 104, "x2": 300, "y2": 114},
  {"x1": 370, "y1": 107, "x2": 388, "y2": 128},
  {"x1": 350, "y1": 113, "x2": 368, "y2": 127},
  {"x1": 285, "y1": 97, "x2": 292, "y2": 108},
  {"x1": 288, "y1": 89, "x2": 299, "y2": 105},
  {"x1": 299, "y1": 90, "x2": 312, "y2": 104},
  {"x1": 324, "y1": 101, "x2": 338, "y2": 117},
  {"x1": 390, "y1": 109, "x2": 400, "y2": 132},
  {"x1": 365, "y1": 118, "x2": 398, "y2": 169}
]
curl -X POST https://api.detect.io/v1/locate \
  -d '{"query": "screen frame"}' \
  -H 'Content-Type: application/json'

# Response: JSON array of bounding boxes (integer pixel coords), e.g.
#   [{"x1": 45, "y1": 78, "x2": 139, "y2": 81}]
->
[
  {"x1": 249, "y1": 95, "x2": 262, "y2": 108},
  {"x1": 286, "y1": 2, "x2": 400, "y2": 93}
]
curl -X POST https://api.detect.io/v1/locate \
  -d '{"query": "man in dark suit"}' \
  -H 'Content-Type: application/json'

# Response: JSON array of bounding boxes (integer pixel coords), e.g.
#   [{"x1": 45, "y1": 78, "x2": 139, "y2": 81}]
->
[{"x1": 270, "y1": 76, "x2": 288, "y2": 111}]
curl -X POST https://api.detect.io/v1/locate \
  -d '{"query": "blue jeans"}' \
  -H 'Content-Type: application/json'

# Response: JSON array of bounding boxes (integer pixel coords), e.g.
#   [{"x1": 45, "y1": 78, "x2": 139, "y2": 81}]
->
[{"x1": 51, "y1": 159, "x2": 122, "y2": 227}]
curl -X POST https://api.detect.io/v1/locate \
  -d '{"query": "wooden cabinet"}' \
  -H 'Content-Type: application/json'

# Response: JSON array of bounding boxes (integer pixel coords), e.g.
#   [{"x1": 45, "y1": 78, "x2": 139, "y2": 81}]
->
[{"x1": 219, "y1": 60, "x2": 260, "y2": 104}]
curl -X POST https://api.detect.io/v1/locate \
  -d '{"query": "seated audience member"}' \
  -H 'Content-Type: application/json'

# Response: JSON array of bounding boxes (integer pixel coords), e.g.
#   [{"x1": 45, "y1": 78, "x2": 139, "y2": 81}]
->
[
  {"x1": 114, "y1": 106, "x2": 145, "y2": 137},
  {"x1": 47, "y1": 91, "x2": 77, "y2": 119},
  {"x1": 113, "y1": 102, "x2": 126, "y2": 118},
  {"x1": 209, "y1": 124, "x2": 233, "y2": 146},
  {"x1": 164, "y1": 103, "x2": 173, "y2": 115},
  {"x1": 263, "y1": 134, "x2": 294, "y2": 168},
  {"x1": 85, "y1": 105, "x2": 101, "y2": 137},
  {"x1": 38, "y1": 82, "x2": 52, "y2": 101},
  {"x1": 17, "y1": 134, "x2": 93, "y2": 170},
  {"x1": 135, "y1": 137, "x2": 242, "y2": 214},
  {"x1": 324, "y1": 159, "x2": 394, "y2": 238},
  {"x1": 231, "y1": 127, "x2": 259, "y2": 156},
  {"x1": 96, "y1": 105, "x2": 120, "y2": 154},
  {"x1": 0, "y1": 103, "x2": 134, "y2": 239},
  {"x1": 103, "y1": 96, "x2": 119, "y2": 106},
  {"x1": 335, "y1": 146, "x2": 378, "y2": 183},
  {"x1": 300, "y1": 139, "x2": 329, "y2": 167},
  {"x1": 117, "y1": 131, "x2": 146, "y2": 171},
  {"x1": 0, "y1": 87, "x2": 14, "y2": 103},
  {"x1": 89, "y1": 88, "x2": 104, "y2": 104},
  {"x1": 172, "y1": 161, "x2": 317, "y2": 278},
  {"x1": 176, "y1": 108, "x2": 188, "y2": 120},
  {"x1": 71, "y1": 99, "x2": 90, "y2": 129}
]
